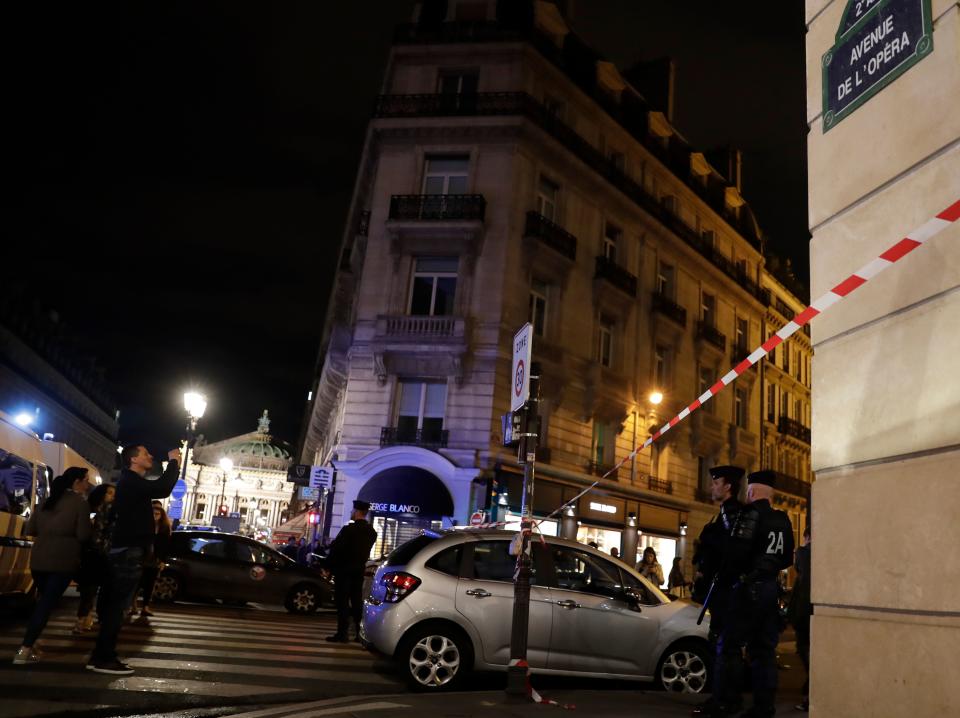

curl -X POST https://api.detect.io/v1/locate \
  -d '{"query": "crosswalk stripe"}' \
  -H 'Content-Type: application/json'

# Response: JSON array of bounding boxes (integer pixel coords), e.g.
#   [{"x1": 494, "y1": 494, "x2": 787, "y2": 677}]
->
[
  {"x1": 0, "y1": 670, "x2": 297, "y2": 697},
  {"x1": 39, "y1": 619, "x2": 349, "y2": 644},
  {"x1": 142, "y1": 610, "x2": 339, "y2": 630},
  {"x1": 223, "y1": 696, "x2": 388, "y2": 718},
  {"x1": 283, "y1": 701, "x2": 410, "y2": 718}
]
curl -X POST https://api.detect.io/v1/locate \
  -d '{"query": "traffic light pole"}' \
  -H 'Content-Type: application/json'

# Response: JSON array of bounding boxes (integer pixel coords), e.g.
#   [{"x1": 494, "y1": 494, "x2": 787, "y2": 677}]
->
[{"x1": 506, "y1": 365, "x2": 540, "y2": 697}]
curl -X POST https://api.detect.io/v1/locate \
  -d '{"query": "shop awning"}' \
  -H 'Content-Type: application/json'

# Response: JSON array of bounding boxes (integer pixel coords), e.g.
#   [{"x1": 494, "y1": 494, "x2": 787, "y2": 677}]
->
[{"x1": 358, "y1": 466, "x2": 454, "y2": 519}]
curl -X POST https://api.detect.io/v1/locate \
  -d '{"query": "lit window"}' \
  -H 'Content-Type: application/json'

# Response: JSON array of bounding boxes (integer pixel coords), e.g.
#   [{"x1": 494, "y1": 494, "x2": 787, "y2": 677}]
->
[
  {"x1": 654, "y1": 344, "x2": 670, "y2": 387},
  {"x1": 529, "y1": 279, "x2": 548, "y2": 337},
  {"x1": 397, "y1": 380, "x2": 447, "y2": 443},
  {"x1": 735, "y1": 387, "x2": 748, "y2": 428},
  {"x1": 603, "y1": 222, "x2": 621, "y2": 262},
  {"x1": 409, "y1": 256, "x2": 458, "y2": 316},
  {"x1": 701, "y1": 292, "x2": 716, "y2": 327},
  {"x1": 657, "y1": 262, "x2": 675, "y2": 298},
  {"x1": 537, "y1": 176, "x2": 559, "y2": 221},
  {"x1": 422, "y1": 155, "x2": 469, "y2": 195},
  {"x1": 598, "y1": 317, "x2": 614, "y2": 367}
]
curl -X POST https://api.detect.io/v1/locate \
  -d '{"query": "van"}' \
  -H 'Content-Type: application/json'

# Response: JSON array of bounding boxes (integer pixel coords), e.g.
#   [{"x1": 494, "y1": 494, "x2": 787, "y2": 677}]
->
[{"x1": 0, "y1": 411, "x2": 52, "y2": 603}]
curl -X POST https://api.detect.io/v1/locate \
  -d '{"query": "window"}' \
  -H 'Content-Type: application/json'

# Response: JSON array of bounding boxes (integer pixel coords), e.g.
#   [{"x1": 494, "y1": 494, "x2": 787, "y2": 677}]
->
[
  {"x1": 422, "y1": 155, "x2": 469, "y2": 195},
  {"x1": 385, "y1": 535, "x2": 437, "y2": 566},
  {"x1": 592, "y1": 421, "x2": 614, "y2": 467},
  {"x1": 781, "y1": 390, "x2": 790, "y2": 420},
  {"x1": 551, "y1": 547, "x2": 623, "y2": 598},
  {"x1": 768, "y1": 332, "x2": 777, "y2": 364},
  {"x1": 194, "y1": 503, "x2": 206, "y2": 521},
  {"x1": 0, "y1": 449, "x2": 40, "y2": 517},
  {"x1": 536, "y1": 176, "x2": 559, "y2": 221},
  {"x1": 543, "y1": 94, "x2": 565, "y2": 120},
  {"x1": 701, "y1": 229, "x2": 716, "y2": 247},
  {"x1": 602, "y1": 222, "x2": 620, "y2": 262},
  {"x1": 409, "y1": 256, "x2": 458, "y2": 316},
  {"x1": 767, "y1": 385, "x2": 776, "y2": 422},
  {"x1": 235, "y1": 540, "x2": 275, "y2": 565},
  {"x1": 661, "y1": 194, "x2": 677, "y2": 213},
  {"x1": 657, "y1": 262, "x2": 675, "y2": 298},
  {"x1": 654, "y1": 344, "x2": 671, "y2": 388},
  {"x1": 608, "y1": 149, "x2": 625, "y2": 173},
  {"x1": 438, "y1": 70, "x2": 478, "y2": 96},
  {"x1": 737, "y1": 259, "x2": 750, "y2": 277},
  {"x1": 734, "y1": 387, "x2": 748, "y2": 428},
  {"x1": 618, "y1": 567, "x2": 662, "y2": 605},
  {"x1": 701, "y1": 291, "x2": 716, "y2": 327},
  {"x1": 795, "y1": 399, "x2": 803, "y2": 425},
  {"x1": 188, "y1": 537, "x2": 230, "y2": 559},
  {"x1": 397, "y1": 380, "x2": 447, "y2": 442},
  {"x1": 735, "y1": 317, "x2": 748, "y2": 352},
  {"x1": 698, "y1": 365, "x2": 716, "y2": 413},
  {"x1": 529, "y1": 279, "x2": 548, "y2": 337},
  {"x1": 426, "y1": 546, "x2": 463, "y2": 577},
  {"x1": 796, "y1": 351, "x2": 803, "y2": 381},
  {"x1": 597, "y1": 316, "x2": 614, "y2": 367},
  {"x1": 472, "y1": 540, "x2": 538, "y2": 584},
  {"x1": 783, "y1": 344, "x2": 791, "y2": 373}
]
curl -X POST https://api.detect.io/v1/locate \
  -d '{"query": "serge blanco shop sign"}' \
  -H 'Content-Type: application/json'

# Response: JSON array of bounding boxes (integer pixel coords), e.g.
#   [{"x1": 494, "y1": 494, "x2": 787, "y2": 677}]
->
[
  {"x1": 369, "y1": 502, "x2": 421, "y2": 514},
  {"x1": 822, "y1": 0, "x2": 933, "y2": 131}
]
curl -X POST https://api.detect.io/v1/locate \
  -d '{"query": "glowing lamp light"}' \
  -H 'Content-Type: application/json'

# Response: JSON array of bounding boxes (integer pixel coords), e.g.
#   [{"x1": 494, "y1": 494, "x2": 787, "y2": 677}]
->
[
  {"x1": 183, "y1": 391, "x2": 207, "y2": 419},
  {"x1": 219, "y1": 457, "x2": 234, "y2": 472},
  {"x1": 649, "y1": 390, "x2": 664, "y2": 406},
  {"x1": 14, "y1": 413, "x2": 33, "y2": 427}
]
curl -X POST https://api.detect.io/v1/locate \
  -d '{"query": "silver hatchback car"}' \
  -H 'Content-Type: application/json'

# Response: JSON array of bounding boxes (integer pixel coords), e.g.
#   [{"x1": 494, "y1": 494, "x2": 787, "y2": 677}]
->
[{"x1": 362, "y1": 530, "x2": 711, "y2": 693}]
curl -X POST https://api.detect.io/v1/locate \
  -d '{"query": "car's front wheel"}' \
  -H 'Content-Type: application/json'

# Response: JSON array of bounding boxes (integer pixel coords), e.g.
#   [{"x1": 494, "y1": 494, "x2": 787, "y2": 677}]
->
[
  {"x1": 152, "y1": 573, "x2": 181, "y2": 603},
  {"x1": 399, "y1": 623, "x2": 473, "y2": 692},
  {"x1": 656, "y1": 640, "x2": 711, "y2": 694},
  {"x1": 285, "y1": 584, "x2": 321, "y2": 614}
]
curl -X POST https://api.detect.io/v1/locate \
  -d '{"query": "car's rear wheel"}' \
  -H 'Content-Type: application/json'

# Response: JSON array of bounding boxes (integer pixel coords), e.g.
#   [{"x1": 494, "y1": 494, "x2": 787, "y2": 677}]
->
[
  {"x1": 656, "y1": 640, "x2": 710, "y2": 694},
  {"x1": 285, "y1": 584, "x2": 321, "y2": 614},
  {"x1": 152, "y1": 573, "x2": 181, "y2": 603},
  {"x1": 399, "y1": 622, "x2": 473, "y2": 692}
]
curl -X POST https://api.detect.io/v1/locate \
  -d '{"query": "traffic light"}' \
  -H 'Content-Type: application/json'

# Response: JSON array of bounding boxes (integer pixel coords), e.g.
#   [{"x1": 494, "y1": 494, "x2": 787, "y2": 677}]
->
[
  {"x1": 307, "y1": 510, "x2": 320, "y2": 525},
  {"x1": 219, "y1": 505, "x2": 228, "y2": 517}
]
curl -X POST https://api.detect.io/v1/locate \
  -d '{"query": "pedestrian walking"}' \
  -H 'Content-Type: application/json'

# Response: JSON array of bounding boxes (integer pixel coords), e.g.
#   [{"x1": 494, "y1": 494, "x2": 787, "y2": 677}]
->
[
  {"x1": 668, "y1": 557, "x2": 686, "y2": 597},
  {"x1": 788, "y1": 525, "x2": 812, "y2": 712},
  {"x1": 74, "y1": 483, "x2": 116, "y2": 634},
  {"x1": 13, "y1": 467, "x2": 93, "y2": 665},
  {"x1": 87, "y1": 444, "x2": 180, "y2": 675},
  {"x1": 296, "y1": 537, "x2": 310, "y2": 566},
  {"x1": 637, "y1": 546, "x2": 664, "y2": 587},
  {"x1": 281, "y1": 536, "x2": 299, "y2": 560},
  {"x1": 710, "y1": 470, "x2": 794, "y2": 718},
  {"x1": 325, "y1": 500, "x2": 377, "y2": 643},
  {"x1": 135, "y1": 500, "x2": 172, "y2": 618}
]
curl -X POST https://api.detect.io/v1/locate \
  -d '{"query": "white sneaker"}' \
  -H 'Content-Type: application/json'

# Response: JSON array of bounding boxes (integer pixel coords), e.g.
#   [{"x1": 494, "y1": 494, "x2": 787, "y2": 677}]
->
[{"x1": 12, "y1": 647, "x2": 40, "y2": 665}]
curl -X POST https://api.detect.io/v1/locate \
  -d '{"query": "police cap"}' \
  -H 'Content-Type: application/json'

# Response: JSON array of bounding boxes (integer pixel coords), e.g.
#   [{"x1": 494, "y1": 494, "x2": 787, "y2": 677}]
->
[
  {"x1": 708, "y1": 465, "x2": 745, "y2": 482},
  {"x1": 353, "y1": 500, "x2": 371, "y2": 512},
  {"x1": 747, "y1": 470, "x2": 777, "y2": 488}
]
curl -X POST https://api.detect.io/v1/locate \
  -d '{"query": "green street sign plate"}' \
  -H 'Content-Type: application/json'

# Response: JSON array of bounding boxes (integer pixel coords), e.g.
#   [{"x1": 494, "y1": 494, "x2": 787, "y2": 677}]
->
[{"x1": 822, "y1": 0, "x2": 933, "y2": 132}]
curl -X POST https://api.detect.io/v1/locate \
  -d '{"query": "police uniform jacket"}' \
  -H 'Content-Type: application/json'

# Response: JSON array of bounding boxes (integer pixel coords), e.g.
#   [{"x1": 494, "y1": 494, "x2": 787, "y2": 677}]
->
[
  {"x1": 692, "y1": 497, "x2": 743, "y2": 597},
  {"x1": 730, "y1": 499, "x2": 795, "y2": 580},
  {"x1": 327, "y1": 519, "x2": 377, "y2": 575}
]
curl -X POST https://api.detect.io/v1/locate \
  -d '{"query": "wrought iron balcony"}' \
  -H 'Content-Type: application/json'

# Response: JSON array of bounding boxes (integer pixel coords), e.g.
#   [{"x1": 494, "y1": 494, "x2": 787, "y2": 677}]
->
[
  {"x1": 771, "y1": 470, "x2": 812, "y2": 500},
  {"x1": 732, "y1": 343, "x2": 756, "y2": 370},
  {"x1": 651, "y1": 292, "x2": 687, "y2": 327},
  {"x1": 647, "y1": 476, "x2": 673, "y2": 495},
  {"x1": 778, "y1": 416, "x2": 811, "y2": 444},
  {"x1": 388, "y1": 194, "x2": 486, "y2": 222},
  {"x1": 380, "y1": 426, "x2": 449, "y2": 449},
  {"x1": 594, "y1": 255, "x2": 638, "y2": 297},
  {"x1": 697, "y1": 322, "x2": 727, "y2": 352},
  {"x1": 588, "y1": 461, "x2": 619, "y2": 480},
  {"x1": 524, "y1": 211, "x2": 577, "y2": 260}
]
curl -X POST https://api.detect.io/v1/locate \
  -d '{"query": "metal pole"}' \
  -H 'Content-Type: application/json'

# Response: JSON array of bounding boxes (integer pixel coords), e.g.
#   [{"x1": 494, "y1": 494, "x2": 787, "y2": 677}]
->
[{"x1": 506, "y1": 365, "x2": 539, "y2": 697}]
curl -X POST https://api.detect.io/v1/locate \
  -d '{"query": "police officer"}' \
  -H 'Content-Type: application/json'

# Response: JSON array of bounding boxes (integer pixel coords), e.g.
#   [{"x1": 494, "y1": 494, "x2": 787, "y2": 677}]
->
[
  {"x1": 712, "y1": 470, "x2": 795, "y2": 717},
  {"x1": 690, "y1": 465, "x2": 745, "y2": 717},
  {"x1": 325, "y1": 500, "x2": 378, "y2": 643}
]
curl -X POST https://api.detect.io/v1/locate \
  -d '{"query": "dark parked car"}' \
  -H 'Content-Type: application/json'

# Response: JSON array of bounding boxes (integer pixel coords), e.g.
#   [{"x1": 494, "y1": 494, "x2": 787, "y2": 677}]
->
[{"x1": 152, "y1": 531, "x2": 333, "y2": 614}]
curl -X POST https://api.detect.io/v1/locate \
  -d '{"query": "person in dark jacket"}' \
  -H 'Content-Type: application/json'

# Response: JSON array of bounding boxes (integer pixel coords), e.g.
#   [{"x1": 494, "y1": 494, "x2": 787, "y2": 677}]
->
[
  {"x1": 325, "y1": 500, "x2": 377, "y2": 643},
  {"x1": 87, "y1": 444, "x2": 180, "y2": 675},
  {"x1": 13, "y1": 467, "x2": 92, "y2": 665},
  {"x1": 789, "y1": 525, "x2": 812, "y2": 712},
  {"x1": 74, "y1": 483, "x2": 116, "y2": 633},
  {"x1": 135, "y1": 500, "x2": 172, "y2": 618}
]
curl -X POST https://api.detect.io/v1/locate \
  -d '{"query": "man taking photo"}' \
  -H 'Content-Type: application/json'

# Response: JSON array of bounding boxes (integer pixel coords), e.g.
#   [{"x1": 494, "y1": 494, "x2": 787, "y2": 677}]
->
[{"x1": 87, "y1": 444, "x2": 181, "y2": 675}]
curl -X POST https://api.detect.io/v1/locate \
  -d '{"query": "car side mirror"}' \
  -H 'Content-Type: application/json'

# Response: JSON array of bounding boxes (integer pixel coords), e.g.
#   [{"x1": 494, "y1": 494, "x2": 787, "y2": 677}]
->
[{"x1": 622, "y1": 588, "x2": 642, "y2": 612}]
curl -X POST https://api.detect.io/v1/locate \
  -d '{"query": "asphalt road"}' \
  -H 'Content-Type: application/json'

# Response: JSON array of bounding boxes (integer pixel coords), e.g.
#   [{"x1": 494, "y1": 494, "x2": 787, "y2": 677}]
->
[{"x1": 0, "y1": 594, "x2": 806, "y2": 718}]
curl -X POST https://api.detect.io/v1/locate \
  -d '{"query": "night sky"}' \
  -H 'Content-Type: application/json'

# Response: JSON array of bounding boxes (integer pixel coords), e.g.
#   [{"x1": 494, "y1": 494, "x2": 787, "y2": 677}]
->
[{"x1": 6, "y1": 1, "x2": 807, "y2": 452}]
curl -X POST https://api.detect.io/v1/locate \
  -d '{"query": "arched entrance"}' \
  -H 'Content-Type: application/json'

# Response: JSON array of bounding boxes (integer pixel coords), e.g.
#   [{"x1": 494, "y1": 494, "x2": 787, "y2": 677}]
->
[{"x1": 357, "y1": 466, "x2": 455, "y2": 559}]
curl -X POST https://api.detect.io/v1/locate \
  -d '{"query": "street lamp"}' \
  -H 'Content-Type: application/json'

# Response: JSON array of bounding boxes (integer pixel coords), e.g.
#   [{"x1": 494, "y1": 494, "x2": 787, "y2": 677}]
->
[
  {"x1": 218, "y1": 457, "x2": 233, "y2": 516},
  {"x1": 14, "y1": 412, "x2": 33, "y2": 427},
  {"x1": 648, "y1": 390, "x2": 663, "y2": 406},
  {"x1": 179, "y1": 391, "x2": 207, "y2": 483}
]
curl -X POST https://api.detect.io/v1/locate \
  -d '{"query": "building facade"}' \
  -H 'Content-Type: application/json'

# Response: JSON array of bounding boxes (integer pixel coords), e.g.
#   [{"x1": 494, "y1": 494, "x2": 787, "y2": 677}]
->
[
  {"x1": 170, "y1": 412, "x2": 293, "y2": 533},
  {"x1": 300, "y1": 1, "x2": 811, "y2": 581}
]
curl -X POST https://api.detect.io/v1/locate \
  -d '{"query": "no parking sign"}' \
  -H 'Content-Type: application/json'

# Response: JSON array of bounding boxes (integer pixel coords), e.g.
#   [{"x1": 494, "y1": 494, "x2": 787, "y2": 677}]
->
[{"x1": 511, "y1": 323, "x2": 532, "y2": 413}]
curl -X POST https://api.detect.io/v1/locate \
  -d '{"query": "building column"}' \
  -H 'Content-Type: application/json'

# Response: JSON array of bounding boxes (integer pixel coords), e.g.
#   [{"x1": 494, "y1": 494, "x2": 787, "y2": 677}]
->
[
  {"x1": 560, "y1": 504, "x2": 578, "y2": 540},
  {"x1": 621, "y1": 513, "x2": 639, "y2": 565}
]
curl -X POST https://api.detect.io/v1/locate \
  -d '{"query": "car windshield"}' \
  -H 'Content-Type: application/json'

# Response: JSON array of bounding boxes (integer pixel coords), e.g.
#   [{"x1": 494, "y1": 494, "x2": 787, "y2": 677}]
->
[{"x1": 385, "y1": 534, "x2": 436, "y2": 566}]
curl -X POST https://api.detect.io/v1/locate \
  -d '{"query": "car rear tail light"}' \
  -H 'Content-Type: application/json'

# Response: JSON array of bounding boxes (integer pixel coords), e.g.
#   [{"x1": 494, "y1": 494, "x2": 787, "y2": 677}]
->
[{"x1": 382, "y1": 571, "x2": 421, "y2": 603}]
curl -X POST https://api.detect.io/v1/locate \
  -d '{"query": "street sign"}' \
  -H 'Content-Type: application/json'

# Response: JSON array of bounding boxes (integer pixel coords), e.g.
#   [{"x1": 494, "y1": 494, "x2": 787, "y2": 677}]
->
[
  {"x1": 310, "y1": 466, "x2": 333, "y2": 489},
  {"x1": 501, "y1": 411, "x2": 522, "y2": 446},
  {"x1": 511, "y1": 323, "x2": 533, "y2": 413},
  {"x1": 287, "y1": 464, "x2": 311, "y2": 486},
  {"x1": 167, "y1": 499, "x2": 183, "y2": 521},
  {"x1": 470, "y1": 511, "x2": 485, "y2": 527},
  {"x1": 229, "y1": 512, "x2": 240, "y2": 519},
  {"x1": 299, "y1": 486, "x2": 320, "y2": 501},
  {"x1": 822, "y1": 0, "x2": 933, "y2": 131},
  {"x1": 171, "y1": 479, "x2": 187, "y2": 501}
]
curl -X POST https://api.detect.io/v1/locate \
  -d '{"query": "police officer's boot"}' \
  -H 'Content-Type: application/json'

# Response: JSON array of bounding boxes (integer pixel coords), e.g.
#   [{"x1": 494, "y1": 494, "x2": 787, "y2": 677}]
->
[{"x1": 326, "y1": 616, "x2": 350, "y2": 643}]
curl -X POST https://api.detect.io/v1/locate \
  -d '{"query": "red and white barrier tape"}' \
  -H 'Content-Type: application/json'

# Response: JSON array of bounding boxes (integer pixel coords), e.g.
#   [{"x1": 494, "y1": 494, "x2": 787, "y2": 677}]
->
[
  {"x1": 508, "y1": 659, "x2": 576, "y2": 709},
  {"x1": 594, "y1": 197, "x2": 960, "y2": 479}
]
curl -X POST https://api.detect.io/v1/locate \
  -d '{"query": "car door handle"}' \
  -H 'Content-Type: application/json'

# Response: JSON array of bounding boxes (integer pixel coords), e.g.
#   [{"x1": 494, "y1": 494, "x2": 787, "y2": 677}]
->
[
  {"x1": 465, "y1": 588, "x2": 491, "y2": 598},
  {"x1": 556, "y1": 599, "x2": 580, "y2": 610}
]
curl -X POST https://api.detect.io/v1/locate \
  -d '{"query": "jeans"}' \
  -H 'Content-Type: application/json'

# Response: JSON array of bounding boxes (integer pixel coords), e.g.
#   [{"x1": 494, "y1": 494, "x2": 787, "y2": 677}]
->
[
  {"x1": 22, "y1": 571, "x2": 73, "y2": 647},
  {"x1": 92, "y1": 547, "x2": 144, "y2": 663}
]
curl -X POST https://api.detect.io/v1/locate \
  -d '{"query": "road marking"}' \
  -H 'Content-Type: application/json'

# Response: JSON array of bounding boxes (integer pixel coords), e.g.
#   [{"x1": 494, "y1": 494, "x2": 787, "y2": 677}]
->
[
  {"x1": 284, "y1": 701, "x2": 410, "y2": 718},
  {"x1": 224, "y1": 696, "x2": 386, "y2": 718},
  {"x1": 0, "y1": 670, "x2": 295, "y2": 697}
]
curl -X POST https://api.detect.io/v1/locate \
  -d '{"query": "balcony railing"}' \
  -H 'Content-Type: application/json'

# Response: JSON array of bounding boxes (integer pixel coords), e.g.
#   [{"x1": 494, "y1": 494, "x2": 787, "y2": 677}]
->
[
  {"x1": 651, "y1": 291, "x2": 687, "y2": 327},
  {"x1": 772, "y1": 470, "x2": 812, "y2": 500},
  {"x1": 594, "y1": 255, "x2": 638, "y2": 297},
  {"x1": 647, "y1": 476, "x2": 673, "y2": 495},
  {"x1": 377, "y1": 315, "x2": 464, "y2": 340},
  {"x1": 375, "y1": 92, "x2": 766, "y2": 299},
  {"x1": 380, "y1": 426, "x2": 449, "y2": 449},
  {"x1": 697, "y1": 321, "x2": 727, "y2": 351},
  {"x1": 588, "y1": 461, "x2": 619, "y2": 480},
  {"x1": 357, "y1": 210, "x2": 370, "y2": 236},
  {"x1": 388, "y1": 194, "x2": 486, "y2": 221},
  {"x1": 523, "y1": 211, "x2": 577, "y2": 260},
  {"x1": 732, "y1": 343, "x2": 756, "y2": 369},
  {"x1": 778, "y1": 416, "x2": 811, "y2": 444}
]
